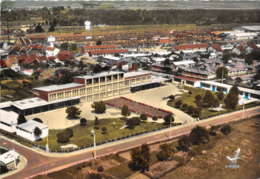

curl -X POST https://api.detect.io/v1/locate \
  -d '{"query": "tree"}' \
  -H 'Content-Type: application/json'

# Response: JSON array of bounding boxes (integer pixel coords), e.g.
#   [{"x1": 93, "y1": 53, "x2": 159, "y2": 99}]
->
[
  {"x1": 91, "y1": 101, "x2": 106, "y2": 114},
  {"x1": 221, "y1": 124, "x2": 231, "y2": 135},
  {"x1": 164, "y1": 58, "x2": 171, "y2": 66},
  {"x1": 224, "y1": 86, "x2": 239, "y2": 109},
  {"x1": 17, "y1": 113, "x2": 27, "y2": 124},
  {"x1": 235, "y1": 77, "x2": 242, "y2": 84},
  {"x1": 182, "y1": 103, "x2": 188, "y2": 110},
  {"x1": 121, "y1": 105, "x2": 130, "y2": 118},
  {"x1": 169, "y1": 95, "x2": 175, "y2": 101},
  {"x1": 48, "y1": 23, "x2": 55, "y2": 32},
  {"x1": 101, "y1": 127, "x2": 107, "y2": 134},
  {"x1": 217, "y1": 91, "x2": 224, "y2": 101},
  {"x1": 189, "y1": 126, "x2": 209, "y2": 145},
  {"x1": 96, "y1": 39, "x2": 102, "y2": 45},
  {"x1": 32, "y1": 118, "x2": 43, "y2": 123},
  {"x1": 88, "y1": 173, "x2": 102, "y2": 179},
  {"x1": 203, "y1": 91, "x2": 216, "y2": 107},
  {"x1": 178, "y1": 135, "x2": 191, "y2": 151},
  {"x1": 187, "y1": 106, "x2": 195, "y2": 114},
  {"x1": 152, "y1": 116, "x2": 158, "y2": 121},
  {"x1": 157, "y1": 143, "x2": 175, "y2": 161},
  {"x1": 216, "y1": 66, "x2": 228, "y2": 80},
  {"x1": 34, "y1": 127, "x2": 42, "y2": 138},
  {"x1": 70, "y1": 43, "x2": 77, "y2": 51},
  {"x1": 60, "y1": 42, "x2": 68, "y2": 50},
  {"x1": 195, "y1": 95, "x2": 202, "y2": 101},
  {"x1": 80, "y1": 118, "x2": 87, "y2": 126},
  {"x1": 93, "y1": 65, "x2": 103, "y2": 73},
  {"x1": 94, "y1": 117, "x2": 100, "y2": 125},
  {"x1": 140, "y1": 114, "x2": 148, "y2": 122},
  {"x1": 222, "y1": 53, "x2": 231, "y2": 64},
  {"x1": 164, "y1": 114, "x2": 174, "y2": 125},
  {"x1": 66, "y1": 106, "x2": 81, "y2": 118},
  {"x1": 114, "y1": 53, "x2": 120, "y2": 57},
  {"x1": 212, "y1": 99, "x2": 220, "y2": 108},
  {"x1": 57, "y1": 131, "x2": 70, "y2": 143},
  {"x1": 130, "y1": 143, "x2": 150, "y2": 172},
  {"x1": 126, "y1": 117, "x2": 141, "y2": 128},
  {"x1": 34, "y1": 23, "x2": 45, "y2": 33},
  {"x1": 175, "y1": 101, "x2": 182, "y2": 108}
]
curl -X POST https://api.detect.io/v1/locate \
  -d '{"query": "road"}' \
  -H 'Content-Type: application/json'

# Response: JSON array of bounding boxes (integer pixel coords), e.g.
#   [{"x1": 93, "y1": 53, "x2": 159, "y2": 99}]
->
[{"x1": 1, "y1": 107, "x2": 260, "y2": 179}]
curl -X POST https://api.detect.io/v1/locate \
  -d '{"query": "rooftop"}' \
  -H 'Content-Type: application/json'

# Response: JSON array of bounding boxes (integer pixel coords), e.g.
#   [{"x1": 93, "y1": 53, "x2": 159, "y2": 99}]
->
[
  {"x1": 75, "y1": 71, "x2": 124, "y2": 80},
  {"x1": 12, "y1": 97, "x2": 48, "y2": 110},
  {"x1": 174, "y1": 75, "x2": 198, "y2": 82},
  {"x1": 0, "y1": 150, "x2": 19, "y2": 165},
  {"x1": 124, "y1": 71, "x2": 151, "y2": 78},
  {"x1": 173, "y1": 60, "x2": 195, "y2": 66},
  {"x1": 0, "y1": 109, "x2": 18, "y2": 125},
  {"x1": 33, "y1": 83, "x2": 84, "y2": 92},
  {"x1": 131, "y1": 76, "x2": 167, "y2": 88},
  {"x1": 16, "y1": 119, "x2": 48, "y2": 133}
]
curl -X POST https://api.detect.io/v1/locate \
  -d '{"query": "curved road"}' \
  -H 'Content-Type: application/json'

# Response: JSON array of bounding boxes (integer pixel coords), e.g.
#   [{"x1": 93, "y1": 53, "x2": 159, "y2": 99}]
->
[{"x1": 1, "y1": 107, "x2": 260, "y2": 179}]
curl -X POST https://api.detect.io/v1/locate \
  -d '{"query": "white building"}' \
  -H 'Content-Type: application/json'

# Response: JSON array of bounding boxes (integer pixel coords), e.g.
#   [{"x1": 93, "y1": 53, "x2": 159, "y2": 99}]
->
[
  {"x1": 0, "y1": 109, "x2": 18, "y2": 133},
  {"x1": 0, "y1": 150, "x2": 19, "y2": 170},
  {"x1": 16, "y1": 120, "x2": 49, "y2": 141}
]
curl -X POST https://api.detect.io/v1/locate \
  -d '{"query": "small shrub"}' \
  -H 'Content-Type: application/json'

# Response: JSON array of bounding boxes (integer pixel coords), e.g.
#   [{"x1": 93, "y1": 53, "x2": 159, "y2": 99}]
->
[
  {"x1": 169, "y1": 95, "x2": 175, "y2": 100},
  {"x1": 195, "y1": 95, "x2": 202, "y2": 101},
  {"x1": 187, "y1": 106, "x2": 195, "y2": 114},
  {"x1": 101, "y1": 127, "x2": 107, "y2": 134},
  {"x1": 88, "y1": 173, "x2": 102, "y2": 179},
  {"x1": 140, "y1": 114, "x2": 148, "y2": 122},
  {"x1": 80, "y1": 118, "x2": 87, "y2": 126},
  {"x1": 97, "y1": 166, "x2": 104, "y2": 172},
  {"x1": 182, "y1": 103, "x2": 188, "y2": 110},
  {"x1": 188, "y1": 91, "x2": 192, "y2": 95},
  {"x1": 65, "y1": 128, "x2": 74, "y2": 137},
  {"x1": 152, "y1": 116, "x2": 158, "y2": 121},
  {"x1": 175, "y1": 101, "x2": 182, "y2": 108},
  {"x1": 56, "y1": 131, "x2": 70, "y2": 143},
  {"x1": 221, "y1": 124, "x2": 231, "y2": 135},
  {"x1": 188, "y1": 147, "x2": 201, "y2": 157},
  {"x1": 94, "y1": 117, "x2": 100, "y2": 125},
  {"x1": 94, "y1": 126, "x2": 99, "y2": 130}
]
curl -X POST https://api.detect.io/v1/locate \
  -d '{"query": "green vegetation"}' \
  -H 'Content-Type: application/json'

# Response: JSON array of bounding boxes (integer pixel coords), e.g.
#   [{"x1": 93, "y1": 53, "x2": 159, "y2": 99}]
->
[
  {"x1": 168, "y1": 86, "x2": 231, "y2": 119},
  {"x1": 17, "y1": 113, "x2": 27, "y2": 124},
  {"x1": 157, "y1": 143, "x2": 175, "y2": 161},
  {"x1": 66, "y1": 106, "x2": 81, "y2": 119},
  {"x1": 121, "y1": 105, "x2": 130, "y2": 118},
  {"x1": 91, "y1": 101, "x2": 106, "y2": 114},
  {"x1": 224, "y1": 86, "x2": 239, "y2": 109},
  {"x1": 130, "y1": 143, "x2": 150, "y2": 172},
  {"x1": 34, "y1": 127, "x2": 42, "y2": 138},
  {"x1": 35, "y1": 118, "x2": 165, "y2": 151}
]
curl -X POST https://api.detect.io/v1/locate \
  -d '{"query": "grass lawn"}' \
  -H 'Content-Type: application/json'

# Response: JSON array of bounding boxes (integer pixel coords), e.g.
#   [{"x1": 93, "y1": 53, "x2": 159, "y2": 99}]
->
[
  {"x1": 34, "y1": 118, "x2": 166, "y2": 151},
  {"x1": 168, "y1": 86, "x2": 232, "y2": 119}
]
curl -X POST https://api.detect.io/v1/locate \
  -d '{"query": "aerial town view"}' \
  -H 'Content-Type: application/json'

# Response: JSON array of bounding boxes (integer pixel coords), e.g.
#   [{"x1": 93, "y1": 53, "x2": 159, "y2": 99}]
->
[{"x1": 0, "y1": 0, "x2": 260, "y2": 179}]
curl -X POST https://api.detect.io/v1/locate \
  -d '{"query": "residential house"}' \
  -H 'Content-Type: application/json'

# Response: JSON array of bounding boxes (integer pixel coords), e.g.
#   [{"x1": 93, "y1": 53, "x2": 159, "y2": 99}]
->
[
  {"x1": 245, "y1": 43, "x2": 259, "y2": 54},
  {"x1": 183, "y1": 66, "x2": 216, "y2": 79},
  {"x1": 173, "y1": 43, "x2": 209, "y2": 53},
  {"x1": 5, "y1": 55, "x2": 20, "y2": 71},
  {"x1": 231, "y1": 46, "x2": 246, "y2": 55},
  {"x1": 207, "y1": 44, "x2": 222, "y2": 54},
  {"x1": 46, "y1": 46, "x2": 60, "y2": 57}
]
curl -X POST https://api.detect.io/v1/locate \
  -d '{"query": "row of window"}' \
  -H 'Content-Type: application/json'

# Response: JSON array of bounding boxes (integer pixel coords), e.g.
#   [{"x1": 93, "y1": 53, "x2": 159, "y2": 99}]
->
[{"x1": 86, "y1": 74, "x2": 124, "y2": 85}]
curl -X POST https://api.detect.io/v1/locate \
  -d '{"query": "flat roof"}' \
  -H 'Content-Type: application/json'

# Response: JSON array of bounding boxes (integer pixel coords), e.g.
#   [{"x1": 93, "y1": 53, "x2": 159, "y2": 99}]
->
[
  {"x1": 173, "y1": 60, "x2": 195, "y2": 66},
  {"x1": 131, "y1": 76, "x2": 167, "y2": 88},
  {"x1": 0, "y1": 101, "x2": 13, "y2": 109},
  {"x1": 33, "y1": 83, "x2": 84, "y2": 92},
  {"x1": 0, "y1": 150, "x2": 19, "y2": 165},
  {"x1": 124, "y1": 71, "x2": 151, "y2": 78},
  {"x1": 12, "y1": 96, "x2": 80, "y2": 110},
  {"x1": 152, "y1": 57, "x2": 165, "y2": 62},
  {"x1": 75, "y1": 71, "x2": 124, "y2": 80},
  {"x1": 16, "y1": 119, "x2": 48, "y2": 133},
  {"x1": 201, "y1": 81, "x2": 260, "y2": 95},
  {"x1": 123, "y1": 53, "x2": 150, "y2": 58},
  {"x1": 0, "y1": 109, "x2": 18, "y2": 125},
  {"x1": 103, "y1": 56, "x2": 121, "y2": 61}
]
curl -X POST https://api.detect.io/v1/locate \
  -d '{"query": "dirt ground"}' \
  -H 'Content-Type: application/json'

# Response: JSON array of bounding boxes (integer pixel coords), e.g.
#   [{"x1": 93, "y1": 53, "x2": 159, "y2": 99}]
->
[{"x1": 161, "y1": 117, "x2": 260, "y2": 179}]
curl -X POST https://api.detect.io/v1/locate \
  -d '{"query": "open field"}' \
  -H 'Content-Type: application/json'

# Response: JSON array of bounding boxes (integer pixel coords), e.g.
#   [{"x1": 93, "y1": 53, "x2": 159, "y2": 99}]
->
[
  {"x1": 33, "y1": 115, "x2": 260, "y2": 179},
  {"x1": 162, "y1": 117, "x2": 260, "y2": 179},
  {"x1": 34, "y1": 118, "x2": 166, "y2": 151}
]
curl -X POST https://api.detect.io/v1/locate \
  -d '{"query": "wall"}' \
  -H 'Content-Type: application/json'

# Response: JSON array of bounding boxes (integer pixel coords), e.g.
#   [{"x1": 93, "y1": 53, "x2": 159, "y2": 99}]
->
[
  {"x1": 0, "y1": 122, "x2": 16, "y2": 133},
  {"x1": 16, "y1": 127, "x2": 49, "y2": 141}
]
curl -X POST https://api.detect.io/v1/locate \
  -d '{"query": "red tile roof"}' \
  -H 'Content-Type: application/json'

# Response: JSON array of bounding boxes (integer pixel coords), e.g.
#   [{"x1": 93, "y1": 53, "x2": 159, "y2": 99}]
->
[
  {"x1": 89, "y1": 49, "x2": 128, "y2": 56},
  {"x1": 37, "y1": 56, "x2": 48, "y2": 63},
  {"x1": 48, "y1": 56, "x2": 56, "y2": 61},
  {"x1": 0, "y1": 59, "x2": 7, "y2": 67},
  {"x1": 174, "y1": 43, "x2": 208, "y2": 50},
  {"x1": 237, "y1": 46, "x2": 245, "y2": 52},
  {"x1": 83, "y1": 45, "x2": 116, "y2": 50},
  {"x1": 211, "y1": 44, "x2": 222, "y2": 52},
  {"x1": 174, "y1": 75, "x2": 198, "y2": 82},
  {"x1": 57, "y1": 51, "x2": 74, "y2": 61},
  {"x1": 46, "y1": 46, "x2": 55, "y2": 51},
  {"x1": 250, "y1": 43, "x2": 259, "y2": 51}
]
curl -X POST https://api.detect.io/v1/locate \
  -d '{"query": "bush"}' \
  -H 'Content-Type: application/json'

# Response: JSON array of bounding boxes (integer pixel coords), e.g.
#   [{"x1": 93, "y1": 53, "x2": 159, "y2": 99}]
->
[
  {"x1": 188, "y1": 147, "x2": 202, "y2": 157},
  {"x1": 140, "y1": 114, "x2": 148, "y2": 122},
  {"x1": 88, "y1": 173, "x2": 102, "y2": 179},
  {"x1": 163, "y1": 114, "x2": 174, "y2": 125},
  {"x1": 65, "y1": 128, "x2": 74, "y2": 137},
  {"x1": 121, "y1": 105, "x2": 130, "y2": 118},
  {"x1": 221, "y1": 124, "x2": 231, "y2": 135},
  {"x1": 175, "y1": 101, "x2": 182, "y2": 108},
  {"x1": 178, "y1": 135, "x2": 191, "y2": 151},
  {"x1": 94, "y1": 117, "x2": 100, "y2": 125},
  {"x1": 97, "y1": 166, "x2": 104, "y2": 172},
  {"x1": 101, "y1": 127, "x2": 107, "y2": 134},
  {"x1": 152, "y1": 116, "x2": 158, "y2": 121},
  {"x1": 80, "y1": 118, "x2": 87, "y2": 126},
  {"x1": 57, "y1": 131, "x2": 70, "y2": 143},
  {"x1": 193, "y1": 108, "x2": 201, "y2": 117},
  {"x1": 188, "y1": 91, "x2": 192, "y2": 95},
  {"x1": 195, "y1": 95, "x2": 202, "y2": 101},
  {"x1": 187, "y1": 106, "x2": 195, "y2": 114},
  {"x1": 217, "y1": 91, "x2": 224, "y2": 101},
  {"x1": 32, "y1": 118, "x2": 43, "y2": 123},
  {"x1": 189, "y1": 126, "x2": 209, "y2": 145},
  {"x1": 182, "y1": 103, "x2": 188, "y2": 110},
  {"x1": 157, "y1": 143, "x2": 175, "y2": 161},
  {"x1": 91, "y1": 101, "x2": 106, "y2": 114},
  {"x1": 169, "y1": 95, "x2": 175, "y2": 100},
  {"x1": 126, "y1": 117, "x2": 141, "y2": 127}
]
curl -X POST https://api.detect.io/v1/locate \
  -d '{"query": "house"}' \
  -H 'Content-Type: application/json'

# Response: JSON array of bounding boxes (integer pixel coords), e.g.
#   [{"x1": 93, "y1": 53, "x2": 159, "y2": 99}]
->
[
  {"x1": 0, "y1": 109, "x2": 18, "y2": 133},
  {"x1": 5, "y1": 55, "x2": 20, "y2": 72},
  {"x1": 231, "y1": 74, "x2": 255, "y2": 84},
  {"x1": 57, "y1": 51, "x2": 74, "y2": 61},
  {"x1": 46, "y1": 46, "x2": 60, "y2": 57},
  {"x1": 22, "y1": 69, "x2": 34, "y2": 76},
  {"x1": 173, "y1": 75, "x2": 200, "y2": 87},
  {"x1": 16, "y1": 120, "x2": 49, "y2": 141},
  {"x1": 0, "y1": 150, "x2": 19, "y2": 171},
  {"x1": 183, "y1": 67, "x2": 215, "y2": 79},
  {"x1": 231, "y1": 46, "x2": 246, "y2": 55},
  {"x1": 88, "y1": 49, "x2": 129, "y2": 57},
  {"x1": 207, "y1": 44, "x2": 222, "y2": 54},
  {"x1": 14, "y1": 37, "x2": 31, "y2": 47},
  {"x1": 82, "y1": 45, "x2": 116, "y2": 54},
  {"x1": 245, "y1": 43, "x2": 259, "y2": 54}
]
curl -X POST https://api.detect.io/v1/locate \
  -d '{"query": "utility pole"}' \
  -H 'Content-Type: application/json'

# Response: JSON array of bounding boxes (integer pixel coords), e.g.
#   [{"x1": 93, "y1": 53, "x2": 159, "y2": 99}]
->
[{"x1": 92, "y1": 129, "x2": 96, "y2": 159}]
